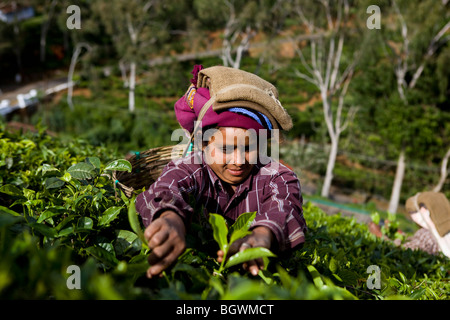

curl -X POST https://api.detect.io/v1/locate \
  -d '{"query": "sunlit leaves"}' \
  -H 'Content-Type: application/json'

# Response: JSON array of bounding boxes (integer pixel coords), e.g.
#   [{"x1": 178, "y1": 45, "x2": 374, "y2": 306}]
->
[
  {"x1": 67, "y1": 162, "x2": 97, "y2": 180},
  {"x1": 209, "y1": 212, "x2": 276, "y2": 274},
  {"x1": 98, "y1": 207, "x2": 122, "y2": 227},
  {"x1": 208, "y1": 213, "x2": 229, "y2": 254},
  {"x1": 224, "y1": 247, "x2": 275, "y2": 269},
  {"x1": 126, "y1": 196, "x2": 148, "y2": 249},
  {"x1": 104, "y1": 159, "x2": 132, "y2": 172}
]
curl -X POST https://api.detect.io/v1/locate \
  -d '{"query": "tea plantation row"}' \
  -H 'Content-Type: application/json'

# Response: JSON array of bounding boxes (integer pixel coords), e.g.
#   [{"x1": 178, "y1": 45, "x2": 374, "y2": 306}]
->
[{"x1": 0, "y1": 124, "x2": 449, "y2": 300}]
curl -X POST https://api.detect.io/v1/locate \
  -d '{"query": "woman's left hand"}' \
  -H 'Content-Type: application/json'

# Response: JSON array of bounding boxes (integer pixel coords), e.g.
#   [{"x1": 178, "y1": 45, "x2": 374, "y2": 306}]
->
[{"x1": 217, "y1": 226, "x2": 274, "y2": 276}]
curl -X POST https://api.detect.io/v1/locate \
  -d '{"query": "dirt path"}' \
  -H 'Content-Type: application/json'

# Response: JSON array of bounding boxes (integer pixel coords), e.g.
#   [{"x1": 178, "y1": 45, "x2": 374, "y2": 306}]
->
[{"x1": 0, "y1": 77, "x2": 67, "y2": 104}]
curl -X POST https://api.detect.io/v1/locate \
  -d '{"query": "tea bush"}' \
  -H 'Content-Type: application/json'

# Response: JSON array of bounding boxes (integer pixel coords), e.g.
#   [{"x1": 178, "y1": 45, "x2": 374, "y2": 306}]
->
[{"x1": 0, "y1": 125, "x2": 449, "y2": 300}]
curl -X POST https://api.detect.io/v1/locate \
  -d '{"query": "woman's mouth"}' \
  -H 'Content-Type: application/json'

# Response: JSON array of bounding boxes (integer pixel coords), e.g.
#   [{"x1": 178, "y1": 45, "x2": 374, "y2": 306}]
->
[{"x1": 227, "y1": 167, "x2": 245, "y2": 176}]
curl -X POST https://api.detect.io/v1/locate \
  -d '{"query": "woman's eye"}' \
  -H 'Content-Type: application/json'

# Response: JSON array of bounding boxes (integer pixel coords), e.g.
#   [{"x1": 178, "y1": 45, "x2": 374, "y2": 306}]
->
[
  {"x1": 221, "y1": 146, "x2": 252, "y2": 153},
  {"x1": 222, "y1": 147, "x2": 234, "y2": 154}
]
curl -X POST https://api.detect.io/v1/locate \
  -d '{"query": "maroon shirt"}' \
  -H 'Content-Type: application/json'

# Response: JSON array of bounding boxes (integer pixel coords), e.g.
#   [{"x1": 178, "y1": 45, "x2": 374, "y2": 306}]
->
[{"x1": 136, "y1": 152, "x2": 307, "y2": 251}]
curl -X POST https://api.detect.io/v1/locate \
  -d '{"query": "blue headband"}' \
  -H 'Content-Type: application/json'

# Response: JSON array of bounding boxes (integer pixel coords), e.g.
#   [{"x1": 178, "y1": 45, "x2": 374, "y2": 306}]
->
[{"x1": 227, "y1": 107, "x2": 273, "y2": 131}]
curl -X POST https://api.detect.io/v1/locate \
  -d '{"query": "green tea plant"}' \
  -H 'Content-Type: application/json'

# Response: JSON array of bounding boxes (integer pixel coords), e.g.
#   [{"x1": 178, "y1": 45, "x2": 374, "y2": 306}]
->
[
  {"x1": 0, "y1": 125, "x2": 449, "y2": 300},
  {"x1": 208, "y1": 212, "x2": 276, "y2": 275}
]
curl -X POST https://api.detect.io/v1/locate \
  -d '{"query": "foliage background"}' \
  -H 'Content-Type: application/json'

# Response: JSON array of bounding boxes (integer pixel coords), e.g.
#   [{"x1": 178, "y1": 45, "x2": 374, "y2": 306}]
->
[{"x1": 1, "y1": 1, "x2": 448, "y2": 203}]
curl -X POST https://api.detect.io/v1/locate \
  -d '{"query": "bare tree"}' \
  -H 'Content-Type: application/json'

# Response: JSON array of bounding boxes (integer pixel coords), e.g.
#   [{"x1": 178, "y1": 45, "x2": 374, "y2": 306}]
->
[
  {"x1": 433, "y1": 148, "x2": 450, "y2": 193},
  {"x1": 292, "y1": 0, "x2": 358, "y2": 198},
  {"x1": 221, "y1": 0, "x2": 256, "y2": 69},
  {"x1": 123, "y1": 0, "x2": 156, "y2": 113},
  {"x1": 67, "y1": 42, "x2": 92, "y2": 110},
  {"x1": 94, "y1": 0, "x2": 159, "y2": 113},
  {"x1": 388, "y1": 0, "x2": 450, "y2": 104},
  {"x1": 384, "y1": 0, "x2": 450, "y2": 213}
]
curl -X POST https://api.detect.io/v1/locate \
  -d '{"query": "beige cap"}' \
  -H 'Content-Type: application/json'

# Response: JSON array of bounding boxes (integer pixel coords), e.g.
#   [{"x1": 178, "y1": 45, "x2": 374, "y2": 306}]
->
[
  {"x1": 197, "y1": 66, "x2": 293, "y2": 131},
  {"x1": 405, "y1": 191, "x2": 450, "y2": 237}
]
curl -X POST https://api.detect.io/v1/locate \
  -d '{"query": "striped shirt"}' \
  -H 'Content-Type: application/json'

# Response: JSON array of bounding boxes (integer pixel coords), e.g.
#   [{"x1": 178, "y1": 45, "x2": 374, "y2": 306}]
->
[{"x1": 136, "y1": 152, "x2": 307, "y2": 251}]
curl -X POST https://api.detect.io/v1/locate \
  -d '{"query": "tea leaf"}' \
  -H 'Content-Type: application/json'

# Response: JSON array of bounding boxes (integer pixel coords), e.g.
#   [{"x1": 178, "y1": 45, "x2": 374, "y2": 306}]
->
[
  {"x1": 60, "y1": 172, "x2": 72, "y2": 182},
  {"x1": 37, "y1": 164, "x2": 60, "y2": 177},
  {"x1": 76, "y1": 217, "x2": 94, "y2": 232},
  {"x1": 370, "y1": 212, "x2": 380, "y2": 225},
  {"x1": 86, "y1": 157, "x2": 101, "y2": 169},
  {"x1": 224, "y1": 247, "x2": 276, "y2": 269},
  {"x1": 29, "y1": 222, "x2": 58, "y2": 238},
  {"x1": 0, "y1": 184, "x2": 23, "y2": 197},
  {"x1": 221, "y1": 278, "x2": 264, "y2": 300},
  {"x1": 328, "y1": 257, "x2": 338, "y2": 274},
  {"x1": 127, "y1": 197, "x2": 148, "y2": 248},
  {"x1": 0, "y1": 211, "x2": 24, "y2": 227},
  {"x1": 67, "y1": 162, "x2": 96, "y2": 180},
  {"x1": 208, "y1": 213, "x2": 229, "y2": 253},
  {"x1": 307, "y1": 265, "x2": 324, "y2": 288},
  {"x1": 45, "y1": 177, "x2": 65, "y2": 189},
  {"x1": 229, "y1": 212, "x2": 256, "y2": 245},
  {"x1": 37, "y1": 208, "x2": 65, "y2": 223},
  {"x1": 98, "y1": 206, "x2": 122, "y2": 227},
  {"x1": 229, "y1": 212, "x2": 256, "y2": 234},
  {"x1": 104, "y1": 159, "x2": 132, "y2": 172},
  {"x1": 116, "y1": 229, "x2": 138, "y2": 243},
  {"x1": 258, "y1": 269, "x2": 275, "y2": 285},
  {"x1": 0, "y1": 205, "x2": 22, "y2": 217},
  {"x1": 58, "y1": 226, "x2": 74, "y2": 237},
  {"x1": 85, "y1": 246, "x2": 119, "y2": 267}
]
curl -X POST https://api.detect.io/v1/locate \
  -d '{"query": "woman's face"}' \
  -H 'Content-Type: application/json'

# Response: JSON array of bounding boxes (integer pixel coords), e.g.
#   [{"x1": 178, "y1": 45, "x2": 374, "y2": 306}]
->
[
  {"x1": 203, "y1": 127, "x2": 258, "y2": 189},
  {"x1": 411, "y1": 207, "x2": 434, "y2": 230}
]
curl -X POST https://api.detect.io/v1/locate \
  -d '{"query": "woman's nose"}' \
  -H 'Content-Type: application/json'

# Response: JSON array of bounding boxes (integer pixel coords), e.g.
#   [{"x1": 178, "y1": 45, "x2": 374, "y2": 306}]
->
[{"x1": 231, "y1": 148, "x2": 246, "y2": 165}]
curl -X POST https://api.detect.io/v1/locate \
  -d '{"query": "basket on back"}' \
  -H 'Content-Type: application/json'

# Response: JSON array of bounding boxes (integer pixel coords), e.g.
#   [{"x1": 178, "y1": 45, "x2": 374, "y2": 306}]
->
[{"x1": 113, "y1": 143, "x2": 187, "y2": 198}]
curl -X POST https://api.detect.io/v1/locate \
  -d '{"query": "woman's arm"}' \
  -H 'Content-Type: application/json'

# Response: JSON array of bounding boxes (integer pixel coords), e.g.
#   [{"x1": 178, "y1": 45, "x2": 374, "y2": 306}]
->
[
  {"x1": 253, "y1": 170, "x2": 307, "y2": 252},
  {"x1": 135, "y1": 158, "x2": 201, "y2": 277}
]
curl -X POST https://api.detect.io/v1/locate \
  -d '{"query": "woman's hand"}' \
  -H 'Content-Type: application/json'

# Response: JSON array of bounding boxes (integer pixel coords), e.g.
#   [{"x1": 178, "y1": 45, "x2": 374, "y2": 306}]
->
[
  {"x1": 217, "y1": 226, "x2": 274, "y2": 276},
  {"x1": 144, "y1": 210, "x2": 186, "y2": 278}
]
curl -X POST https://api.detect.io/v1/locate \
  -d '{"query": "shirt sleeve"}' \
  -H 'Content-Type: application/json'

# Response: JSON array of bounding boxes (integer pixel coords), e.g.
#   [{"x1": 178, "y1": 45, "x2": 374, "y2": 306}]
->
[
  {"x1": 252, "y1": 170, "x2": 306, "y2": 252},
  {"x1": 135, "y1": 159, "x2": 199, "y2": 228}
]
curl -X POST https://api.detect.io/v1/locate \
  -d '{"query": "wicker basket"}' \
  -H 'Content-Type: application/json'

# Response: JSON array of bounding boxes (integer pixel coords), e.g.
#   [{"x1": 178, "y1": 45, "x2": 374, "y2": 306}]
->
[{"x1": 112, "y1": 143, "x2": 188, "y2": 198}]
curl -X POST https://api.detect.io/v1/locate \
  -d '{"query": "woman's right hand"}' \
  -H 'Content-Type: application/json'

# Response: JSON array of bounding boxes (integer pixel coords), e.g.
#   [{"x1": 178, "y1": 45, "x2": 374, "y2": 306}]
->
[{"x1": 144, "y1": 210, "x2": 186, "y2": 278}]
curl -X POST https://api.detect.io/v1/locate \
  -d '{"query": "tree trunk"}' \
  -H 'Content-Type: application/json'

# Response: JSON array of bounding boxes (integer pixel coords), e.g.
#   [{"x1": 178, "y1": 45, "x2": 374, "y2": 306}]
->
[
  {"x1": 67, "y1": 43, "x2": 91, "y2": 110},
  {"x1": 388, "y1": 149, "x2": 406, "y2": 214},
  {"x1": 119, "y1": 60, "x2": 129, "y2": 88},
  {"x1": 433, "y1": 148, "x2": 450, "y2": 192},
  {"x1": 320, "y1": 89, "x2": 339, "y2": 199},
  {"x1": 292, "y1": 0, "x2": 356, "y2": 199},
  {"x1": 67, "y1": 51, "x2": 78, "y2": 111},
  {"x1": 321, "y1": 135, "x2": 339, "y2": 198},
  {"x1": 128, "y1": 61, "x2": 136, "y2": 113}
]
